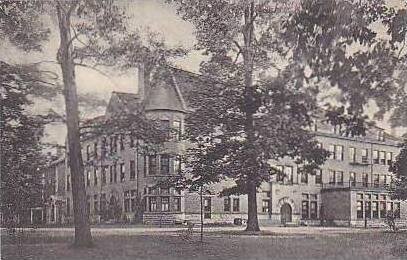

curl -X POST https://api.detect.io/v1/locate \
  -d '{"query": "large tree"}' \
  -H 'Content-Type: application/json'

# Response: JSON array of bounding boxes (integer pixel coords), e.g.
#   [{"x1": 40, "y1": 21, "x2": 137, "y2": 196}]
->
[
  {"x1": 382, "y1": 2, "x2": 407, "y2": 199},
  {"x1": 169, "y1": 0, "x2": 399, "y2": 231},
  {"x1": 1, "y1": 0, "x2": 186, "y2": 246},
  {"x1": 168, "y1": 0, "x2": 329, "y2": 231},
  {"x1": 0, "y1": 61, "x2": 50, "y2": 225}
]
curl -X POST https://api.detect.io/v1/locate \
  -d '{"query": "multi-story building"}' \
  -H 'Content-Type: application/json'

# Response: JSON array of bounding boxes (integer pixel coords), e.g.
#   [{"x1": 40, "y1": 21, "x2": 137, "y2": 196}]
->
[{"x1": 46, "y1": 65, "x2": 406, "y2": 227}]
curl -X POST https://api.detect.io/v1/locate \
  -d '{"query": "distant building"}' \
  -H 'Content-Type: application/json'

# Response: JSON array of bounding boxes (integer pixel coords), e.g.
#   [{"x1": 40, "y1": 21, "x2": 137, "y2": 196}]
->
[{"x1": 45, "y1": 65, "x2": 406, "y2": 227}]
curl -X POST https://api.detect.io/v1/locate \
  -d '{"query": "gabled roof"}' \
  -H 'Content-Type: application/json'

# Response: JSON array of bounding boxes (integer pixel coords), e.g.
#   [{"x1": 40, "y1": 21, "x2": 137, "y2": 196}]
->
[
  {"x1": 167, "y1": 66, "x2": 215, "y2": 110},
  {"x1": 105, "y1": 91, "x2": 143, "y2": 116},
  {"x1": 105, "y1": 65, "x2": 210, "y2": 115},
  {"x1": 144, "y1": 67, "x2": 186, "y2": 112}
]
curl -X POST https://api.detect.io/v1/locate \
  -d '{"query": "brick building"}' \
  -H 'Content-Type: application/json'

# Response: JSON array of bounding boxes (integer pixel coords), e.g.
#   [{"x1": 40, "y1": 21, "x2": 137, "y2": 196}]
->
[{"x1": 45, "y1": 65, "x2": 405, "y2": 227}]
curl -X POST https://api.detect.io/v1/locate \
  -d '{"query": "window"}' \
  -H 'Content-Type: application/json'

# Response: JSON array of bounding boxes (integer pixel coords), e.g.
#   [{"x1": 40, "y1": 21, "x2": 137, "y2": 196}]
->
[
  {"x1": 349, "y1": 147, "x2": 356, "y2": 162},
  {"x1": 100, "y1": 193, "x2": 107, "y2": 212},
  {"x1": 361, "y1": 149, "x2": 369, "y2": 164},
  {"x1": 113, "y1": 136, "x2": 118, "y2": 152},
  {"x1": 276, "y1": 165, "x2": 284, "y2": 182},
  {"x1": 109, "y1": 165, "x2": 113, "y2": 183},
  {"x1": 66, "y1": 198, "x2": 71, "y2": 217},
  {"x1": 350, "y1": 172, "x2": 356, "y2": 187},
  {"x1": 113, "y1": 163, "x2": 117, "y2": 183},
  {"x1": 66, "y1": 175, "x2": 71, "y2": 191},
  {"x1": 204, "y1": 197, "x2": 211, "y2": 219},
  {"x1": 387, "y1": 152, "x2": 393, "y2": 165},
  {"x1": 94, "y1": 142, "x2": 98, "y2": 158},
  {"x1": 224, "y1": 197, "x2": 231, "y2": 212},
  {"x1": 373, "y1": 174, "x2": 379, "y2": 187},
  {"x1": 101, "y1": 166, "x2": 107, "y2": 185},
  {"x1": 262, "y1": 200, "x2": 270, "y2": 213},
  {"x1": 86, "y1": 145, "x2": 90, "y2": 161},
  {"x1": 130, "y1": 160, "x2": 136, "y2": 180},
  {"x1": 315, "y1": 169, "x2": 322, "y2": 184},
  {"x1": 333, "y1": 124, "x2": 341, "y2": 134},
  {"x1": 109, "y1": 136, "x2": 114, "y2": 153},
  {"x1": 160, "y1": 119, "x2": 171, "y2": 139},
  {"x1": 336, "y1": 171, "x2": 343, "y2": 185},
  {"x1": 373, "y1": 150, "x2": 379, "y2": 164},
  {"x1": 161, "y1": 197, "x2": 170, "y2": 212},
  {"x1": 130, "y1": 190, "x2": 137, "y2": 212},
  {"x1": 379, "y1": 151, "x2": 386, "y2": 165},
  {"x1": 149, "y1": 155, "x2": 157, "y2": 175},
  {"x1": 302, "y1": 200, "x2": 309, "y2": 219},
  {"x1": 173, "y1": 197, "x2": 181, "y2": 211},
  {"x1": 130, "y1": 134, "x2": 135, "y2": 148},
  {"x1": 372, "y1": 201, "x2": 379, "y2": 218},
  {"x1": 94, "y1": 167, "x2": 98, "y2": 186},
  {"x1": 94, "y1": 195, "x2": 99, "y2": 213},
  {"x1": 302, "y1": 194, "x2": 318, "y2": 219},
  {"x1": 86, "y1": 196, "x2": 90, "y2": 215},
  {"x1": 300, "y1": 169, "x2": 308, "y2": 184},
  {"x1": 149, "y1": 197, "x2": 157, "y2": 212},
  {"x1": 329, "y1": 170, "x2": 335, "y2": 184},
  {"x1": 160, "y1": 154, "x2": 170, "y2": 175},
  {"x1": 120, "y1": 163, "x2": 125, "y2": 182},
  {"x1": 378, "y1": 131, "x2": 385, "y2": 141},
  {"x1": 387, "y1": 202, "x2": 394, "y2": 214},
  {"x1": 161, "y1": 188, "x2": 170, "y2": 194},
  {"x1": 380, "y1": 175, "x2": 387, "y2": 187},
  {"x1": 365, "y1": 201, "x2": 372, "y2": 219},
  {"x1": 362, "y1": 173, "x2": 369, "y2": 187},
  {"x1": 329, "y1": 145, "x2": 335, "y2": 159},
  {"x1": 101, "y1": 137, "x2": 107, "y2": 158},
  {"x1": 173, "y1": 156, "x2": 181, "y2": 174},
  {"x1": 172, "y1": 120, "x2": 182, "y2": 140},
  {"x1": 233, "y1": 198, "x2": 240, "y2": 212},
  {"x1": 285, "y1": 166, "x2": 293, "y2": 184},
  {"x1": 380, "y1": 201, "x2": 386, "y2": 218},
  {"x1": 394, "y1": 202, "x2": 400, "y2": 218},
  {"x1": 310, "y1": 201, "x2": 317, "y2": 219},
  {"x1": 335, "y1": 145, "x2": 344, "y2": 161},
  {"x1": 357, "y1": 201, "x2": 364, "y2": 219},
  {"x1": 124, "y1": 191, "x2": 130, "y2": 213},
  {"x1": 120, "y1": 134, "x2": 124, "y2": 151},
  {"x1": 329, "y1": 145, "x2": 344, "y2": 160},
  {"x1": 86, "y1": 171, "x2": 91, "y2": 187},
  {"x1": 143, "y1": 155, "x2": 147, "y2": 177}
]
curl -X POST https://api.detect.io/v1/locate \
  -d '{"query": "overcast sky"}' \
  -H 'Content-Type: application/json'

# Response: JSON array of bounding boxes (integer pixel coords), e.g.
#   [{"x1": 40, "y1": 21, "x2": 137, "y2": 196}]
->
[
  {"x1": 0, "y1": 0, "x2": 206, "y2": 146},
  {"x1": 0, "y1": 0, "x2": 404, "y2": 147}
]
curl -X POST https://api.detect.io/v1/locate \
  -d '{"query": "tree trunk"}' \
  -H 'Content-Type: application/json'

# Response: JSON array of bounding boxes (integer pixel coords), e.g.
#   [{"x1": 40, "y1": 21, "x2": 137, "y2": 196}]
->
[
  {"x1": 242, "y1": 2, "x2": 260, "y2": 232},
  {"x1": 56, "y1": 3, "x2": 92, "y2": 247},
  {"x1": 246, "y1": 180, "x2": 260, "y2": 231}
]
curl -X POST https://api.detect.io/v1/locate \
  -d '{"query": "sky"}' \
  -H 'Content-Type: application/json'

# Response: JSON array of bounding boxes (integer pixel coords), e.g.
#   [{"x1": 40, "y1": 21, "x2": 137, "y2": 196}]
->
[
  {"x1": 0, "y1": 0, "x2": 405, "y2": 147},
  {"x1": 1, "y1": 0, "x2": 205, "y2": 146}
]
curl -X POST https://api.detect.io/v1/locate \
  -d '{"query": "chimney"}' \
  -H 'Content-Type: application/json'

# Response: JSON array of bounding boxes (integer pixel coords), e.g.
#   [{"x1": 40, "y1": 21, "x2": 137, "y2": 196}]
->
[
  {"x1": 138, "y1": 63, "x2": 150, "y2": 100},
  {"x1": 390, "y1": 127, "x2": 398, "y2": 137},
  {"x1": 56, "y1": 146, "x2": 64, "y2": 158}
]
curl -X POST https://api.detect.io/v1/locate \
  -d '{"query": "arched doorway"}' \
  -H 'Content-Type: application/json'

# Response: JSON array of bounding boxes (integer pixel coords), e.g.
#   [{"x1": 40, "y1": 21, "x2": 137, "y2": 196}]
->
[{"x1": 280, "y1": 203, "x2": 292, "y2": 224}]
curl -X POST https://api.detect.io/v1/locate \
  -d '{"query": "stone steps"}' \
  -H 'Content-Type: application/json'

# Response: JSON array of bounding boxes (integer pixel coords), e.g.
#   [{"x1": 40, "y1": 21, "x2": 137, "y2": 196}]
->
[{"x1": 143, "y1": 214, "x2": 176, "y2": 225}]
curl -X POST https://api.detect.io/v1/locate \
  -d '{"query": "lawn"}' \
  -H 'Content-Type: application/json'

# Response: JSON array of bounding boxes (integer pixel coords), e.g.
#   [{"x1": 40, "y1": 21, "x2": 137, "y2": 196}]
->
[{"x1": 1, "y1": 227, "x2": 407, "y2": 260}]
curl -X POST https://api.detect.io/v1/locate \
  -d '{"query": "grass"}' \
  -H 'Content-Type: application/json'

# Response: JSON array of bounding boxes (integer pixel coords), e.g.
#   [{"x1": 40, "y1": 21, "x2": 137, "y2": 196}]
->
[{"x1": 2, "y1": 228, "x2": 407, "y2": 260}]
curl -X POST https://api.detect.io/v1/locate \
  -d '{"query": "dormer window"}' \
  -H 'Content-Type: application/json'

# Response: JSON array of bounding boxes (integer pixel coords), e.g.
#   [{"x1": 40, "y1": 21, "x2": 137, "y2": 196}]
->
[
  {"x1": 159, "y1": 119, "x2": 171, "y2": 139},
  {"x1": 333, "y1": 124, "x2": 341, "y2": 135},
  {"x1": 378, "y1": 131, "x2": 385, "y2": 141}
]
